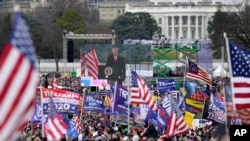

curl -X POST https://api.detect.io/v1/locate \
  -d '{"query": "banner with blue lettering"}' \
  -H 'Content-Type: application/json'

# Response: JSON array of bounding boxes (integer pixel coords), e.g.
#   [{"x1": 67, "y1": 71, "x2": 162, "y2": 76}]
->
[
  {"x1": 41, "y1": 88, "x2": 81, "y2": 114},
  {"x1": 113, "y1": 84, "x2": 129, "y2": 115},
  {"x1": 144, "y1": 108, "x2": 168, "y2": 134},
  {"x1": 83, "y1": 94, "x2": 105, "y2": 113},
  {"x1": 31, "y1": 101, "x2": 43, "y2": 122},
  {"x1": 207, "y1": 95, "x2": 225, "y2": 124},
  {"x1": 157, "y1": 79, "x2": 176, "y2": 94}
]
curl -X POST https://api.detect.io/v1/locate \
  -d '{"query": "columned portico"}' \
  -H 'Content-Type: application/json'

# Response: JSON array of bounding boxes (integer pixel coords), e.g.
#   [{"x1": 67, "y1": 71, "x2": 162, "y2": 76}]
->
[
  {"x1": 171, "y1": 15, "x2": 175, "y2": 40},
  {"x1": 187, "y1": 15, "x2": 191, "y2": 39},
  {"x1": 179, "y1": 15, "x2": 182, "y2": 39},
  {"x1": 195, "y1": 16, "x2": 199, "y2": 39}
]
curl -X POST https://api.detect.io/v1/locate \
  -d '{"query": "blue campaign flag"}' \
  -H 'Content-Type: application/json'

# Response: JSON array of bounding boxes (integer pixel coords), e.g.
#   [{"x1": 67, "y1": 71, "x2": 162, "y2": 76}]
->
[
  {"x1": 211, "y1": 94, "x2": 224, "y2": 109},
  {"x1": 31, "y1": 101, "x2": 42, "y2": 123},
  {"x1": 113, "y1": 84, "x2": 129, "y2": 115},
  {"x1": 157, "y1": 78, "x2": 176, "y2": 94},
  {"x1": 83, "y1": 94, "x2": 105, "y2": 113},
  {"x1": 144, "y1": 108, "x2": 168, "y2": 134}
]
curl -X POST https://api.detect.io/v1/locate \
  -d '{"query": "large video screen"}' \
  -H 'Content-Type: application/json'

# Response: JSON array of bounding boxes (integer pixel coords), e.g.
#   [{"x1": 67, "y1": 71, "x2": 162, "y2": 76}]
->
[{"x1": 81, "y1": 44, "x2": 153, "y2": 85}]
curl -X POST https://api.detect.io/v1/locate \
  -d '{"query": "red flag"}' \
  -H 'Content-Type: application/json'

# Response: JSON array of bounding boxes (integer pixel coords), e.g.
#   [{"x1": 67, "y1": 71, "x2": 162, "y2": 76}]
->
[
  {"x1": 0, "y1": 5, "x2": 39, "y2": 141},
  {"x1": 130, "y1": 71, "x2": 157, "y2": 111},
  {"x1": 82, "y1": 46, "x2": 99, "y2": 79}
]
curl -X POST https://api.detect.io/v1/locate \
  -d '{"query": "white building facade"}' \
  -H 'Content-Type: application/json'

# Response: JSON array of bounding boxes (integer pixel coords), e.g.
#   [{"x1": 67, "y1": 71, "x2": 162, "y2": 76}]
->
[{"x1": 125, "y1": 1, "x2": 241, "y2": 40}]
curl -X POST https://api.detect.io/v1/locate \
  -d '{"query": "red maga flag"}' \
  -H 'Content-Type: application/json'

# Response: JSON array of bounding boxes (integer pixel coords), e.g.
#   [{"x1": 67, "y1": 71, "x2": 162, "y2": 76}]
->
[
  {"x1": 186, "y1": 59, "x2": 211, "y2": 86},
  {"x1": 0, "y1": 5, "x2": 39, "y2": 141},
  {"x1": 82, "y1": 45, "x2": 99, "y2": 79},
  {"x1": 130, "y1": 70, "x2": 157, "y2": 111}
]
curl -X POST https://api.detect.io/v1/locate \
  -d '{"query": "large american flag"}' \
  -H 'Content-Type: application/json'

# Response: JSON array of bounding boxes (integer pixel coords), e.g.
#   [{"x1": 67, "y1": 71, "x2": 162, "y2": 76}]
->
[
  {"x1": 186, "y1": 59, "x2": 211, "y2": 86},
  {"x1": 46, "y1": 96, "x2": 68, "y2": 140},
  {"x1": 130, "y1": 70, "x2": 157, "y2": 111},
  {"x1": 81, "y1": 45, "x2": 99, "y2": 79},
  {"x1": 166, "y1": 96, "x2": 189, "y2": 138},
  {"x1": 0, "y1": 5, "x2": 39, "y2": 141},
  {"x1": 228, "y1": 41, "x2": 250, "y2": 109}
]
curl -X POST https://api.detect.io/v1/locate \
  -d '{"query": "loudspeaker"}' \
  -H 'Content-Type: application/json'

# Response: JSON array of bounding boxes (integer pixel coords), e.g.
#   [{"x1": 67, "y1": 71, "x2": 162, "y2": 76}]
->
[
  {"x1": 67, "y1": 40, "x2": 74, "y2": 62},
  {"x1": 98, "y1": 65, "x2": 106, "y2": 79}
]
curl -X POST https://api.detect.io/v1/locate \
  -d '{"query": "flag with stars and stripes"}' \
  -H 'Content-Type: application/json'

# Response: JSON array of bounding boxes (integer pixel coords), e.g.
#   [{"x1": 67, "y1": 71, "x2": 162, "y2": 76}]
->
[
  {"x1": 72, "y1": 115, "x2": 82, "y2": 133},
  {"x1": 227, "y1": 41, "x2": 250, "y2": 109},
  {"x1": 46, "y1": 96, "x2": 68, "y2": 140},
  {"x1": 166, "y1": 96, "x2": 189, "y2": 138},
  {"x1": 81, "y1": 44, "x2": 99, "y2": 79},
  {"x1": 130, "y1": 70, "x2": 157, "y2": 112},
  {"x1": 52, "y1": 76, "x2": 59, "y2": 89},
  {"x1": 186, "y1": 59, "x2": 211, "y2": 86},
  {"x1": 0, "y1": 5, "x2": 39, "y2": 141}
]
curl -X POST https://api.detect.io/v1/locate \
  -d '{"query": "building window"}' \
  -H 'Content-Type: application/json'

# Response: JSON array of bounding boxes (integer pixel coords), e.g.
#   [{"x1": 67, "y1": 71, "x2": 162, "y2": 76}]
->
[
  {"x1": 168, "y1": 17, "x2": 172, "y2": 25},
  {"x1": 175, "y1": 30, "x2": 179, "y2": 39},
  {"x1": 117, "y1": 9, "x2": 120, "y2": 14},
  {"x1": 192, "y1": 30, "x2": 195, "y2": 39},
  {"x1": 191, "y1": 16, "x2": 195, "y2": 25},
  {"x1": 199, "y1": 28, "x2": 202, "y2": 38},
  {"x1": 168, "y1": 28, "x2": 172, "y2": 37},
  {"x1": 182, "y1": 16, "x2": 187, "y2": 25},
  {"x1": 183, "y1": 30, "x2": 187, "y2": 39},
  {"x1": 198, "y1": 16, "x2": 202, "y2": 25},
  {"x1": 174, "y1": 17, "x2": 179, "y2": 25},
  {"x1": 158, "y1": 18, "x2": 162, "y2": 24}
]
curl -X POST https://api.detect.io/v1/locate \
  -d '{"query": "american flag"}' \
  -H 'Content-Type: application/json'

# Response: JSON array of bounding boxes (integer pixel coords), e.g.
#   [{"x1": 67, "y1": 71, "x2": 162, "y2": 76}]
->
[
  {"x1": 52, "y1": 76, "x2": 59, "y2": 89},
  {"x1": 186, "y1": 59, "x2": 211, "y2": 86},
  {"x1": 73, "y1": 115, "x2": 82, "y2": 133},
  {"x1": 81, "y1": 44, "x2": 99, "y2": 79},
  {"x1": 166, "y1": 96, "x2": 189, "y2": 138},
  {"x1": 46, "y1": 96, "x2": 68, "y2": 140},
  {"x1": 0, "y1": 5, "x2": 39, "y2": 141},
  {"x1": 130, "y1": 70, "x2": 157, "y2": 111},
  {"x1": 228, "y1": 41, "x2": 250, "y2": 109}
]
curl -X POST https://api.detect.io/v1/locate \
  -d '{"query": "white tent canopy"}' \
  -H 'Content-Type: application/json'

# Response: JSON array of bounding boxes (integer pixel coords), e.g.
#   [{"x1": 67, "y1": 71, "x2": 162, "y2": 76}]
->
[{"x1": 213, "y1": 65, "x2": 228, "y2": 77}]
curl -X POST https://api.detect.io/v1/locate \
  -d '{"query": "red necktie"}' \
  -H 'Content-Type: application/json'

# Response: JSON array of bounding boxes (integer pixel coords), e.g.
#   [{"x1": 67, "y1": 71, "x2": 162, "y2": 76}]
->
[{"x1": 114, "y1": 56, "x2": 117, "y2": 63}]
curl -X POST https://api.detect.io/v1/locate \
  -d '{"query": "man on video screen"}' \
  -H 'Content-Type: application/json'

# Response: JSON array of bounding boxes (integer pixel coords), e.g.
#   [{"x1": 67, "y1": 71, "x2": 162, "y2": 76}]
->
[{"x1": 105, "y1": 48, "x2": 126, "y2": 84}]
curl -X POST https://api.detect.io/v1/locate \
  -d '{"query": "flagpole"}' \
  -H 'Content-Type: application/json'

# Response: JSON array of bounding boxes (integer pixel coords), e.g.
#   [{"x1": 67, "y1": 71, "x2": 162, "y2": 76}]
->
[
  {"x1": 223, "y1": 32, "x2": 235, "y2": 128},
  {"x1": 127, "y1": 64, "x2": 131, "y2": 133},
  {"x1": 201, "y1": 98, "x2": 206, "y2": 119},
  {"x1": 40, "y1": 87, "x2": 45, "y2": 138},
  {"x1": 183, "y1": 56, "x2": 188, "y2": 93}
]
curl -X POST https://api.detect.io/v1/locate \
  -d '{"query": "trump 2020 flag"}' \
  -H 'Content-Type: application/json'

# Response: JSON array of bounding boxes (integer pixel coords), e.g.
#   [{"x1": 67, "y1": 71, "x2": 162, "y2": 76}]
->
[{"x1": 0, "y1": 5, "x2": 39, "y2": 141}]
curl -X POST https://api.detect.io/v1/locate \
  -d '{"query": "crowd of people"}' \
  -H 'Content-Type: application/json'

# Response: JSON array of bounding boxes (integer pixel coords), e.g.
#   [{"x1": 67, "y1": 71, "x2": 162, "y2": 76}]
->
[{"x1": 16, "y1": 74, "x2": 233, "y2": 141}]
